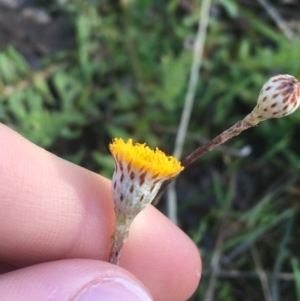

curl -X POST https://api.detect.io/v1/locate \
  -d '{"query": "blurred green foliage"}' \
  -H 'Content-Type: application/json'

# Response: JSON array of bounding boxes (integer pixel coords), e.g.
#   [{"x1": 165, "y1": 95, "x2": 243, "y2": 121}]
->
[{"x1": 1, "y1": 0, "x2": 300, "y2": 300}]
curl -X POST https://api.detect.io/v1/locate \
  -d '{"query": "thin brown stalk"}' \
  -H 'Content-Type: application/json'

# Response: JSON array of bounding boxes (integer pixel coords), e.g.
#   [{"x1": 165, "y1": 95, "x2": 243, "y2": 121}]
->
[
  {"x1": 182, "y1": 114, "x2": 257, "y2": 168},
  {"x1": 156, "y1": 113, "x2": 256, "y2": 199}
]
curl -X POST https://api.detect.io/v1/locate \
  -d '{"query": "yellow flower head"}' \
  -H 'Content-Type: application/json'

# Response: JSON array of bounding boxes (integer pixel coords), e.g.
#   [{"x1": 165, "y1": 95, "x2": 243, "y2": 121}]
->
[
  {"x1": 109, "y1": 138, "x2": 183, "y2": 219},
  {"x1": 109, "y1": 138, "x2": 183, "y2": 179}
]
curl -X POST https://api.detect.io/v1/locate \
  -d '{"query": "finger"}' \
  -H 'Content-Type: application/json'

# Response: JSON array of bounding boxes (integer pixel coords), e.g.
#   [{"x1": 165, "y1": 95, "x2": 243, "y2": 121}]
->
[
  {"x1": 0, "y1": 124, "x2": 201, "y2": 301},
  {"x1": 0, "y1": 123, "x2": 114, "y2": 265},
  {"x1": 0, "y1": 259, "x2": 153, "y2": 301}
]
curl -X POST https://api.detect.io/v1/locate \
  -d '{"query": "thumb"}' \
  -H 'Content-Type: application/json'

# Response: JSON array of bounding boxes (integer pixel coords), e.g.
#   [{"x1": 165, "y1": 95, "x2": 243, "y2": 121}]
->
[{"x1": 0, "y1": 259, "x2": 153, "y2": 301}]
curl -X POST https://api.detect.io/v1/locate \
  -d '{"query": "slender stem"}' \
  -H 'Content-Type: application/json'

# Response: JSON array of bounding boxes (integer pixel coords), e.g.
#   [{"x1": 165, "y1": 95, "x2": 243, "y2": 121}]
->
[
  {"x1": 155, "y1": 111, "x2": 260, "y2": 200},
  {"x1": 182, "y1": 112, "x2": 258, "y2": 168},
  {"x1": 109, "y1": 217, "x2": 132, "y2": 265},
  {"x1": 109, "y1": 235, "x2": 124, "y2": 265}
]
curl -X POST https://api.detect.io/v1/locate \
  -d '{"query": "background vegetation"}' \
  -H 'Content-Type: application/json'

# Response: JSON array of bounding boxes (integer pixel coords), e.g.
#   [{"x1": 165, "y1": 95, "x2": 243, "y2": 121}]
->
[{"x1": 1, "y1": 0, "x2": 300, "y2": 300}]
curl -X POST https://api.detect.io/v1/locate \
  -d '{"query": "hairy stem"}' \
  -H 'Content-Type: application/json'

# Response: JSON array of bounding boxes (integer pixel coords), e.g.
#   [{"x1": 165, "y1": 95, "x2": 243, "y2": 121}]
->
[
  {"x1": 109, "y1": 217, "x2": 132, "y2": 265},
  {"x1": 182, "y1": 111, "x2": 260, "y2": 168},
  {"x1": 155, "y1": 111, "x2": 261, "y2": 200}
]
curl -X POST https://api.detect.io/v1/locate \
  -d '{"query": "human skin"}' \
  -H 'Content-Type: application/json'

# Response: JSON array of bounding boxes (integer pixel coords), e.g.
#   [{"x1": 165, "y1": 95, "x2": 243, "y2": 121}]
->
[{"x1": 0, "y1": 123, "x2": 201, "y2": 301}]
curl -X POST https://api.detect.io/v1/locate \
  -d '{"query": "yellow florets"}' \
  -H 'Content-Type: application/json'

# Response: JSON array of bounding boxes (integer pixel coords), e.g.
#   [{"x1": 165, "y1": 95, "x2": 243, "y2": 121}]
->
[{"x1": 109, "y1": 138, "x2": 184, "y2": 178}]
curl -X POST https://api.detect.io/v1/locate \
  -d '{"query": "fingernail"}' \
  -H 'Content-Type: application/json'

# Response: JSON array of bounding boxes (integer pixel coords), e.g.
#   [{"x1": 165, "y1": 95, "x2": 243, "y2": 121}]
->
[{"x1": 75, "y1": 278, "x2": 153, "y2": 301}]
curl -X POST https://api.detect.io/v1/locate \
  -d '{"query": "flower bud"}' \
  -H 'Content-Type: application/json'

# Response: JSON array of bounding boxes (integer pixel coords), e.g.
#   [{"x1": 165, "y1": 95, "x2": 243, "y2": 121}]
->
[
  {"x1": 252, "y1": 74, "x2": 300, "y2": 120},
  {"x1": 181, "y1": 74, "x2": 300, "y2": 168}
]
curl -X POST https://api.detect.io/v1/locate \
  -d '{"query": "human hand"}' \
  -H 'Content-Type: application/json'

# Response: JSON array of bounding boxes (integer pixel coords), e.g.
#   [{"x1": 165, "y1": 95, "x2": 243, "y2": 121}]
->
[{"x1": 0, "y1": 124, "x2": 201, "y2": 301}]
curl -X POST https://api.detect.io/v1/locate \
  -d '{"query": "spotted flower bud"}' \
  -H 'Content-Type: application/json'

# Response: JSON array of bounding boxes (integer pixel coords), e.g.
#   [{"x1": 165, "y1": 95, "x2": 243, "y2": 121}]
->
[
  {"x1": 252, "y1": 74, "x2": 300, "y2": 121},
  {"x1": 180, "y1": 74, "x2": 300, "y2": 169},
  {"x1": 109, "y1": 138, "x2": 183, "y2": 264}
]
